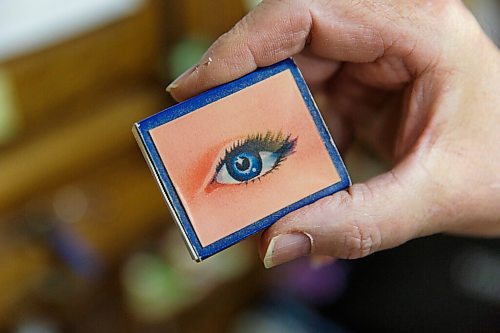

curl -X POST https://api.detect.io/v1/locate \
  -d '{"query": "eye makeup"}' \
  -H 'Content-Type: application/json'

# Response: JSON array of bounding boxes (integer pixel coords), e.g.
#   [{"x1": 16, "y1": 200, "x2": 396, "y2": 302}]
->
[
  {"x1": 133, "y1": 59, "x2": 350, "y2": 261},
  {"x1": 212, "y1": 131, "x2": 297, "y2": 186}
]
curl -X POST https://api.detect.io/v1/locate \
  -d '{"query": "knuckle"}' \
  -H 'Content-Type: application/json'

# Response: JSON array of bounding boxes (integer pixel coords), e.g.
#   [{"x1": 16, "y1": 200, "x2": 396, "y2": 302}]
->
[
  {"x1": 322, "y1": 187, "x2": 383, "y2": 259},
  {"x1": 341, "y1": 185, "x2": 382, "y2": 259},
  {"x1": 342, "y1": 221, "x2": 382, "y2": 259}
]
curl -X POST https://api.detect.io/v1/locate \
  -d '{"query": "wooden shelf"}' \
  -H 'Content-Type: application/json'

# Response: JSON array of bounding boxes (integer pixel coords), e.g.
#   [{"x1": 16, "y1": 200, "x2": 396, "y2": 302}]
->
[
  {"x1": 0, "y1": 0, "x2": 164, "y2": 137},
  {"x1": 0, "y1": 87, "x2": 165, "y2": 212}
]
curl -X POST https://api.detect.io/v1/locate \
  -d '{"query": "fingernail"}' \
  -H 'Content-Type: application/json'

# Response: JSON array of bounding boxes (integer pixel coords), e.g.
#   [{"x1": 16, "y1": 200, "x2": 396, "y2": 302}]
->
[
  {"x1": 263, "y1": 233, "x2": 312, "y2": 269},
  {"x1": 165, "y1": 65, "x2": 197, "y2": 93}
]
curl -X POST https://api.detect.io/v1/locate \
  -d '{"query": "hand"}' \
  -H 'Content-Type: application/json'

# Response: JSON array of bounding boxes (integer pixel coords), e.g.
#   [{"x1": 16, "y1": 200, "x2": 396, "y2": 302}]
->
[{"x1": 167, "y1": 0, "x2": 500, "y2": 268}]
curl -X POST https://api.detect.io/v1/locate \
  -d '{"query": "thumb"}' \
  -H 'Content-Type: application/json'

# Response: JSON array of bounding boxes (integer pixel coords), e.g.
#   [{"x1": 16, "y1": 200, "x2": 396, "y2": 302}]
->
[{"x1": 260, "y1": 160, "x2": 437, "y2": 268}]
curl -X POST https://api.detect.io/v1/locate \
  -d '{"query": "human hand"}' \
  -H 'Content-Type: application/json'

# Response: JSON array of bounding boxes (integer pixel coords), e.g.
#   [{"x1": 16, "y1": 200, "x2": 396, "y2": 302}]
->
[{"x1": 167, "y1": 0, "x2": 500, "y2": 268}]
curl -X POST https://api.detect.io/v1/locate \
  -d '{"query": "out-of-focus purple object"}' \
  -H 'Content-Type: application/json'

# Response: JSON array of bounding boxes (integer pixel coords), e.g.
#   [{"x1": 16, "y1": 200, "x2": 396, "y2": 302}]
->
[{"x1": 267, "y1": 257, "x2": 350, "y2": 305}]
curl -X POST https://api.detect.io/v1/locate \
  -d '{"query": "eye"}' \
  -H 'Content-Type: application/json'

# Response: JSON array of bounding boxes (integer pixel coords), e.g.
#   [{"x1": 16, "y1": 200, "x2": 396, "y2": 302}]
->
[{"x1": 213, "y1": 132, "x2": 297, "y2": 185}]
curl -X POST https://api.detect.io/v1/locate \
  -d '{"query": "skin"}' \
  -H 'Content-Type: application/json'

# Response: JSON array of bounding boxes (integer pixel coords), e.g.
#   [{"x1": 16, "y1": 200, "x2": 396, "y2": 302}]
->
[{"x1": 167, "y1": 0, "x2": 500, "y2": 266}]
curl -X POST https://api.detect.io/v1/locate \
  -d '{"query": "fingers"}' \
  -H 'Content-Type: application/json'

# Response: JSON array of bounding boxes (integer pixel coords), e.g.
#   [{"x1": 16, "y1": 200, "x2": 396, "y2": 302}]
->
[
  {"x1": 167, "y1": 0, "x2": 312, "y2": 101},
  {"x1": 259, "y1": 161, "x2": 436, "y2": 268},
  {"x1": 167, "y1": 0, "x2": 398, "y2": 101}
]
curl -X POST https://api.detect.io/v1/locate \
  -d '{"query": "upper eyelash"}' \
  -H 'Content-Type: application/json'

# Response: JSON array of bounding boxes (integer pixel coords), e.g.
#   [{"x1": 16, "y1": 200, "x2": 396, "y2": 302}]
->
[{"x1": 214, "y1": 131, "x2": 297, "y2": 175}]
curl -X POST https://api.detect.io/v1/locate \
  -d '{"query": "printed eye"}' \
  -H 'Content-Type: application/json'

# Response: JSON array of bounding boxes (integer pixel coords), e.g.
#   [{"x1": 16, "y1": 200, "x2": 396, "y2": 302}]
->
[{"x1": 213, "y1": 131, "x2": 297, "y2": 185}]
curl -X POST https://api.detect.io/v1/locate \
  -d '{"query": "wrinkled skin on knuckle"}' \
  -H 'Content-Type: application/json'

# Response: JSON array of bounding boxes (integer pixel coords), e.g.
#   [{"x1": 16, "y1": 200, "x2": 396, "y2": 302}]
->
[
  {"x1": 341, "y1": 185, "x2": 383, "y2": 259},
  {"x1": 314, "y1": 187, "x2": 382, "y2": 259},
  {"x1": 342, "y1": 221, "x2": 380, "y2": 259},
  {"x1": 373, "y1": 0, "x2": 462, "y2": 70}
]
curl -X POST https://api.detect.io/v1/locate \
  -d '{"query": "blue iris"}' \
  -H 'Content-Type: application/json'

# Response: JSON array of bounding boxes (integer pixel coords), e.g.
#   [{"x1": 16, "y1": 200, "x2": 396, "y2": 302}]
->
[{"x1": 226, "y1": 151, "x2": 262, "y2": 182}]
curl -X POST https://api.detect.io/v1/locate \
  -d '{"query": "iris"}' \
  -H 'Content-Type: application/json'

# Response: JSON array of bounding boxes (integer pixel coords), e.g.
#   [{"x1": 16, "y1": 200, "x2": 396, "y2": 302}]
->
[{"x1": 226, "y1": 151, "x2": 262, "y2": 182}]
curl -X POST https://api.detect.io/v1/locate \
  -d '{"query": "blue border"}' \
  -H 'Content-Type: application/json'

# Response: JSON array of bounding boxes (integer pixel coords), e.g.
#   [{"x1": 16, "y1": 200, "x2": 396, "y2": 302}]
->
[{"x1": 135, "y1": 58, "x2": 350, "y2": 261}]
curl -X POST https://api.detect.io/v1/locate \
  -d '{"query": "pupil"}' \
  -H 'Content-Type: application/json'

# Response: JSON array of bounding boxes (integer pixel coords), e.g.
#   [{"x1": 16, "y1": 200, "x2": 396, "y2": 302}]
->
[{"x1": 236, "y1": 157, "x2": 250, "y2": 171}]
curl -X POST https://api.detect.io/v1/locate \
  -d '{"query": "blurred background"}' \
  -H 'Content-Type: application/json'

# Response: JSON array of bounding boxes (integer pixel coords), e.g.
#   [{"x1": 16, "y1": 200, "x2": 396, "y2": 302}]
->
[{"x1": 0, "y1": 0, "x2": 498, "y2": 332}]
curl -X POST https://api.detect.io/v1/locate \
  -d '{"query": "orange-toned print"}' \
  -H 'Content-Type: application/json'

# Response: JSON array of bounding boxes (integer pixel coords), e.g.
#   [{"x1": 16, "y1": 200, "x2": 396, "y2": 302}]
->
[{"x1": 150, "y1": 70, "x2": 340, "y2": 246}]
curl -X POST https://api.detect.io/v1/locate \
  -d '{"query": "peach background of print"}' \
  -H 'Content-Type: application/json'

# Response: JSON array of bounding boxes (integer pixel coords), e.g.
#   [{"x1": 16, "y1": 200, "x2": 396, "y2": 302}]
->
[{"x1": 150, "y1": 70, "x2": 340, "y2": 246}]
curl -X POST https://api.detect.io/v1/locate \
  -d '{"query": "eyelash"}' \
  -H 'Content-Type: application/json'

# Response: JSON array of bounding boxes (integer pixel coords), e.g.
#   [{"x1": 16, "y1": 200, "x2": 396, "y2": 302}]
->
[{"x1": 213, "y1": 131, "x2": 297, "y2": 185}]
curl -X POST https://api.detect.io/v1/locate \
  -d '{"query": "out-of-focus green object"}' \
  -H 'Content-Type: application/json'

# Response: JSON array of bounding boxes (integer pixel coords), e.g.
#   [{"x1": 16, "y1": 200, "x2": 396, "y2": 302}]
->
[
  {"x1": 168, "y1": 36, "x2": 212, "y2": 79},
  {"x1": 163, "y1": 231, "x2": 253, "y2": 286},
  {"x1": 0, "y1": 68, "x2": 19, "y2": 144},
  {"x1": 123, "y1": 252, "x2": 189, "y2": 322},
  {"x1": 122, "y1": 231, "x2": 254, "y2": 323}
]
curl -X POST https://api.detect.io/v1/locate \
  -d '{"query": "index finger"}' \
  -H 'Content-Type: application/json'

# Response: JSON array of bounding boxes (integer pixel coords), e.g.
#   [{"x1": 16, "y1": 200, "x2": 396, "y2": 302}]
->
[{"x1": 167, "y1": 0, "x2": 388, "y2": 101}]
